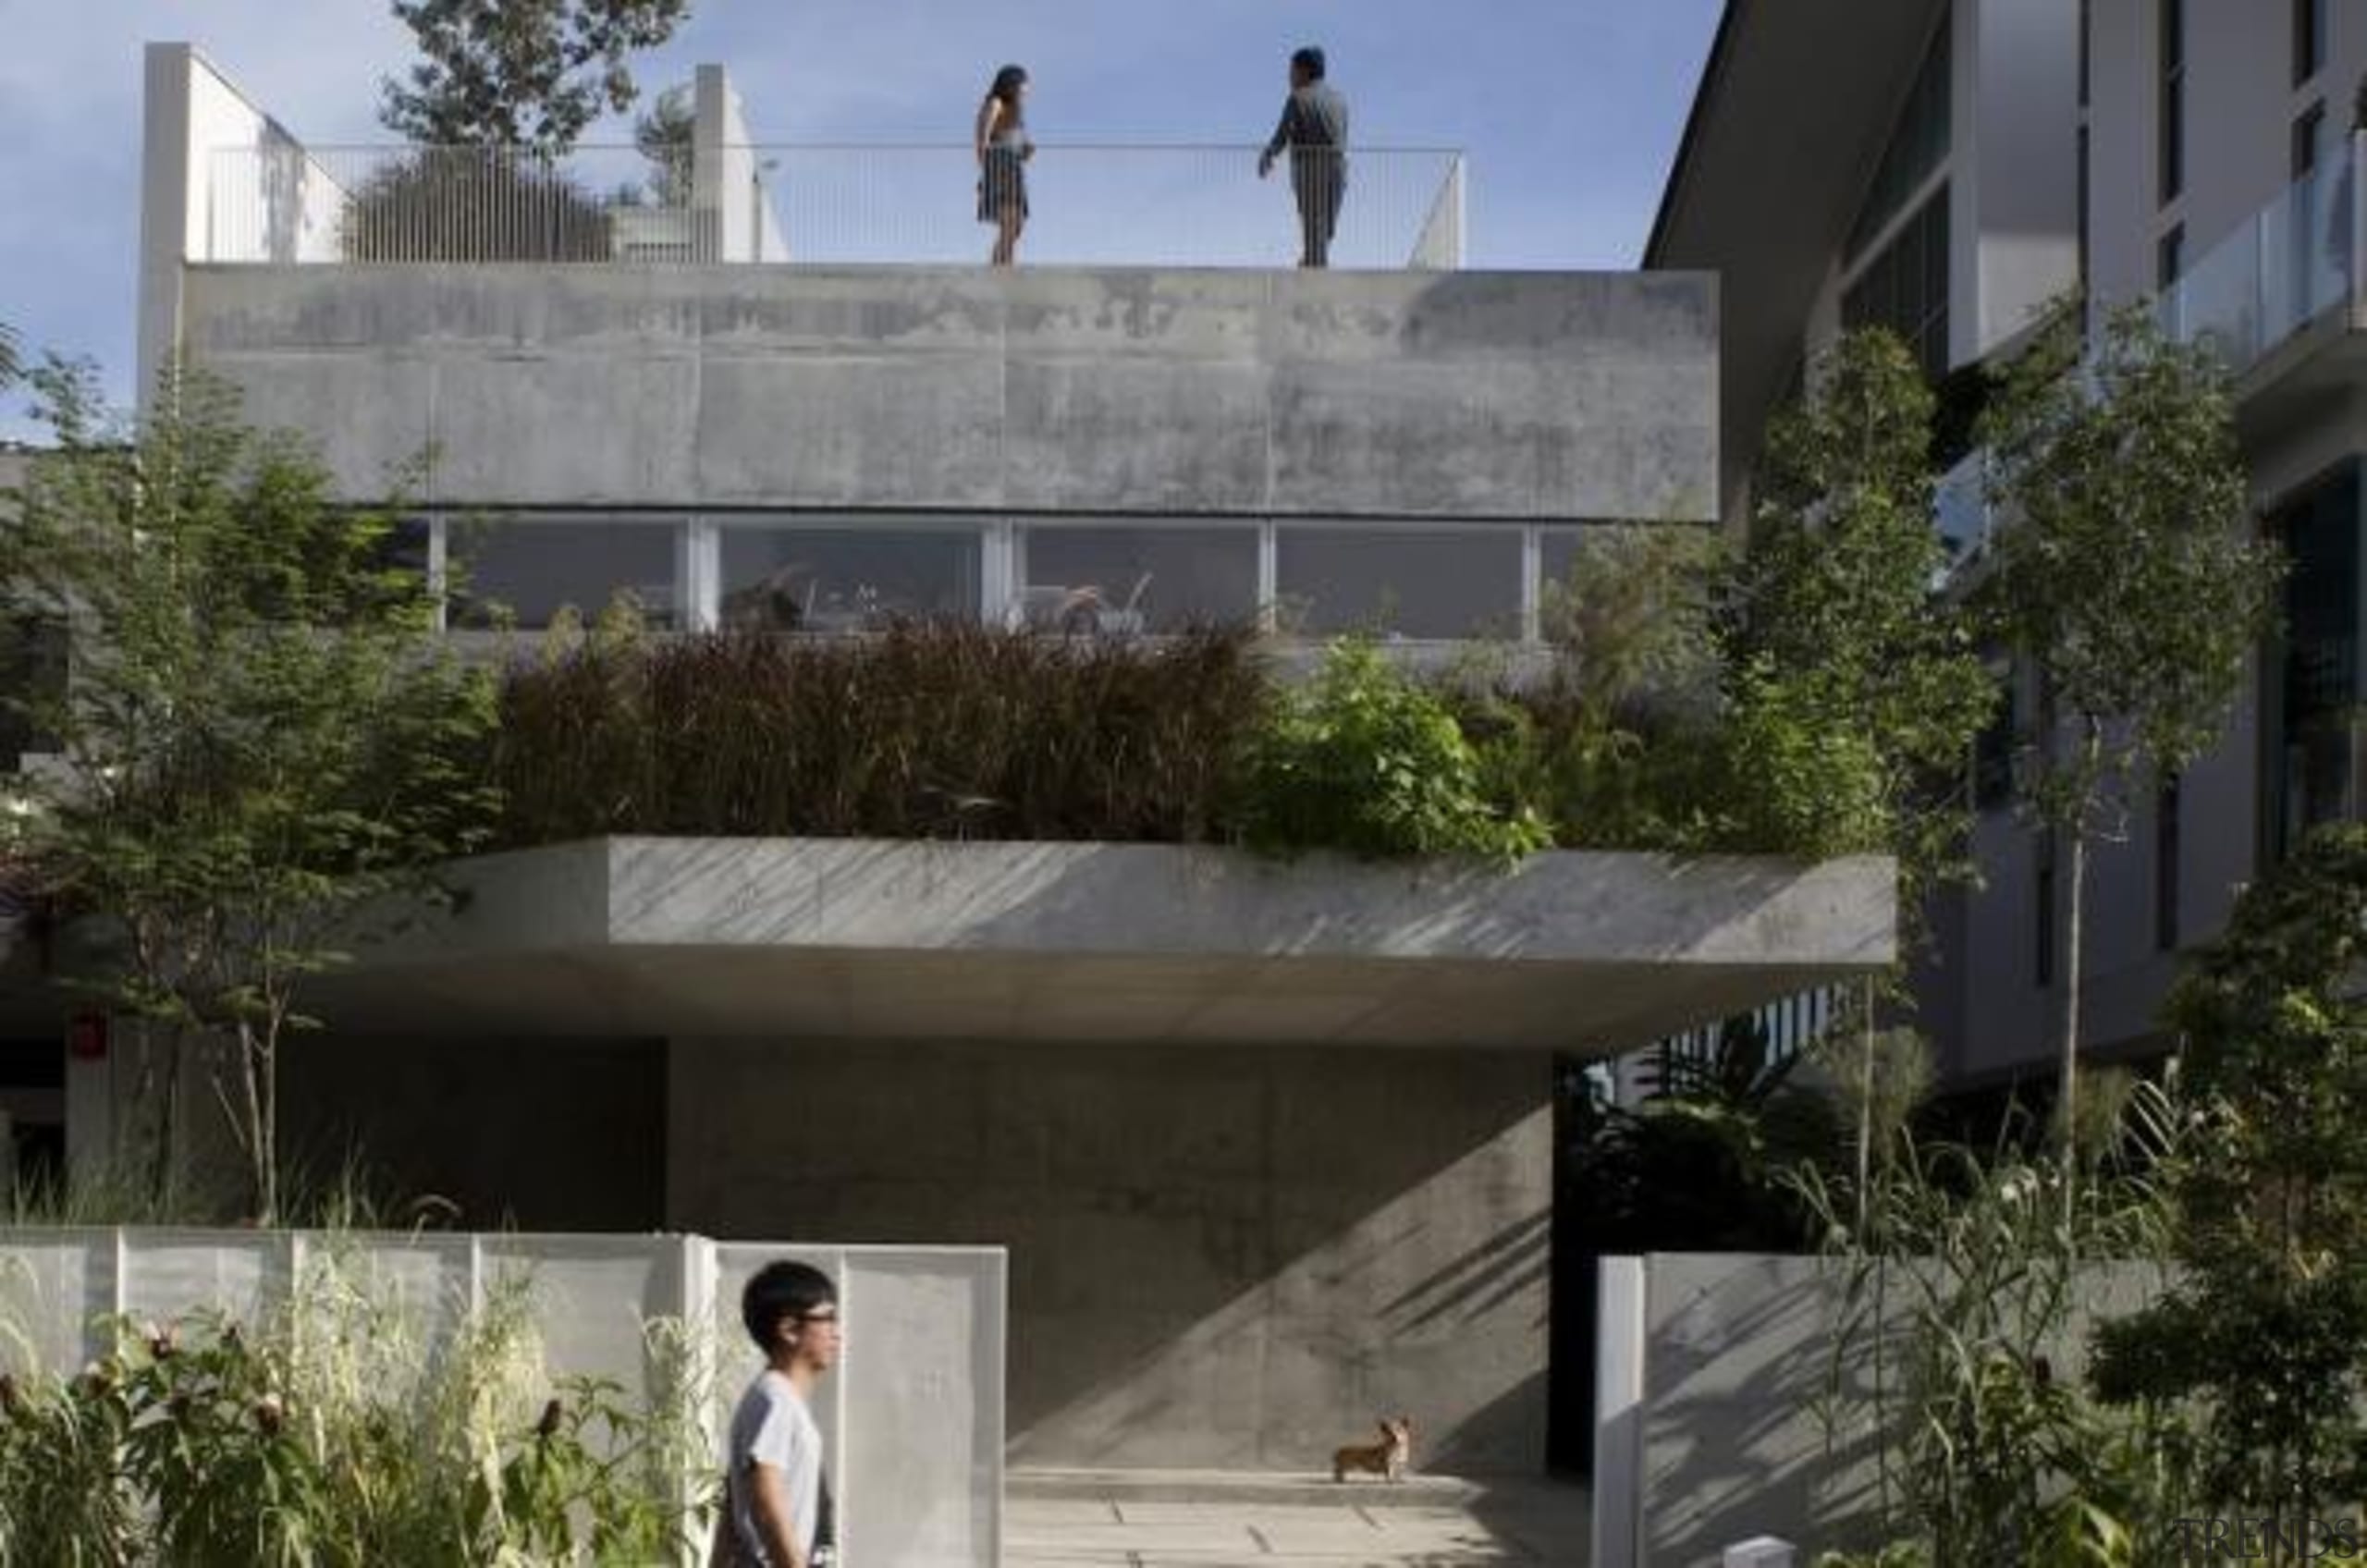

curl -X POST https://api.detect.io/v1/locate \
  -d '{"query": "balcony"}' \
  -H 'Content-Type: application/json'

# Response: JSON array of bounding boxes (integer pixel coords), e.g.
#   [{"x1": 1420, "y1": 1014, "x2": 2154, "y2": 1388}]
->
[
  {"x1": 2159, "y1": 130, "x2": 2363, "y2": 391},
  {"x1": 202, "y1": 141, "x2": 1468, "y2": 273}
]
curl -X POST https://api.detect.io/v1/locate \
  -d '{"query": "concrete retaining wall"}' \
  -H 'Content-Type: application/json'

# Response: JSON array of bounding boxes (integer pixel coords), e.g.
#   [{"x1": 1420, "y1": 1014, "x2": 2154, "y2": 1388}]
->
[
  {"x1": 1594, "y1": 1252, "x2": 2167, "y2": 1565},
  {"x1": 175, "y1": 264, "x2": 1717, "y2": 521}
]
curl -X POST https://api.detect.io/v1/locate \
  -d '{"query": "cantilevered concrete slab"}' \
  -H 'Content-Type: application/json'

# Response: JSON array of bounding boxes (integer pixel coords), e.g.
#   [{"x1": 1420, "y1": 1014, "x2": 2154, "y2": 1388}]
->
[{"x1": 315, "y1": 838, "x2": 1894, "y2": 1052}]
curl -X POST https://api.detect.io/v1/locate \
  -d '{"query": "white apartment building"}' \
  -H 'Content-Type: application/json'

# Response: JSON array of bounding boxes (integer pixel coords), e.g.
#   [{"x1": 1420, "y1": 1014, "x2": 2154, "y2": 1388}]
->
[{"x1": 1650, "y1": 0, "x2": 2366, "y2": 1092}]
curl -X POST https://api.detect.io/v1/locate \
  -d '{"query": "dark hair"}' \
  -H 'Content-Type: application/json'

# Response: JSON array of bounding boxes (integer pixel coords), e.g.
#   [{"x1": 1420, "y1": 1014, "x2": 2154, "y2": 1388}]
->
[
  {"x1": 1291, "y1": 46, "x2": 1326, "y2": 80},
  {"x1": 987, "y1": 65, "x2": 1029, "y2": 113},
  {"x1": 742, "y1": 1260, "x2": 837, "y2": 1353}
]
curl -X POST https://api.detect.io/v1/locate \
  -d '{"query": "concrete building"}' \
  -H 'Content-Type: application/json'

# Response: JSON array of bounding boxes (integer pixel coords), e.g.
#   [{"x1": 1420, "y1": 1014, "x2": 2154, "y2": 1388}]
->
[
  {"x1": 0, "y1": 43, "x2": 1902, "y2": 1477},
  {"x1": 1649, "y1": 0, "x2": 2366, "y2": 1094}
]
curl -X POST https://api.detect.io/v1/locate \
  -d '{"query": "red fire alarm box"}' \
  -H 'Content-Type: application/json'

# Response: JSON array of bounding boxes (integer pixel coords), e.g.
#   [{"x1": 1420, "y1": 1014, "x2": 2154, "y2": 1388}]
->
[{"x1": 67, "y1": 1012, "x2": 107, "y2": 1061}]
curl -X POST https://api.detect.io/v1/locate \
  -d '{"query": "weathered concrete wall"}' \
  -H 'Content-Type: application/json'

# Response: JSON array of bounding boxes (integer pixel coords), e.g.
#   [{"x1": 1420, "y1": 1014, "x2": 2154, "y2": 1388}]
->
[
  {"x1": 175, "y1": 265, "x2": 1717, "y2": 522},
  {"x1": 1600, "y1": 1253, "x2": 2167, "y2": 1565},
  {"x1": 665, "y1": 1037, "x2": 1551, "y2": 1474},
  {"x1": 277, "y1": 1035, "x2": 666, "y2": 1231}
]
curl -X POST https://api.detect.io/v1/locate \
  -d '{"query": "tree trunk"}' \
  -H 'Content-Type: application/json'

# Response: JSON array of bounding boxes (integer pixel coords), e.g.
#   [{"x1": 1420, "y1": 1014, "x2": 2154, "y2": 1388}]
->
[
  {"x1": 1856, "y1": 977, "x2": 1874, "y2": 1241},
  {"x1": 146, "y1": 1023, "x2": 185, "y2": 1210},
  {"x1": 2056, "y1": 725, "x2": 2102, "y2": 1219},
  {"x1": 238, "y1": 1019, "x2": 276, "y2": 1227}
]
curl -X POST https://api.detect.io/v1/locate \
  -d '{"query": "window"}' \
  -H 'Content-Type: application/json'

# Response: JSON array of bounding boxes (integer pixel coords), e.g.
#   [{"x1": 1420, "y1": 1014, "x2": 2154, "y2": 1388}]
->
[
  {"x1": 2155, "y1": 773, "x2": 2181, "y2": 950},
  {"x1": 2294, "y1": 102, "x2": 2328, "y2": 179},
  {"x1": 1843, "y1": 187, "x2": 1952, "y2": 382},
  {"x1": 2077, "y1": 125, "x2": 2091, "y2": 293},
  {"x1": 2156, "y1": 225, "x2": 2185, "y2": 290},
  {"x1": 2270, "y1": 461, "x2": 2363, "y2": 856},
  {"x1": 718, "y1": 524, "x2": 981, "y2": 633},
  {"x1": 2295, "y1": 0, "x2": 2327, "y2": 84},
  {"x1": 2159, "y1": 0, "x2": 2185, "y2": 204},
  {"x1": 1015, "y1": 525, "x2": 1258, "y2": 634},
  {"x1": 445, "y1": 516, "x2": 681, "y2": 630},
  {"x1": 1971, "y1": 662, "x2": 2016, "y2": 811},
  {"x1": 2035, "y1": 830, "x2": 2057, "y2": 988},
  {"x1": 2078, "y1": 0, "x2": 2091, "y2": 109},
  {"x1": 0, "y1": 615, "x2": 67, "y2": 770},
  {"x1": 1274, "y1": 527, "x2": 1522, "y2": 640},
  {"x1": 1846, "y1": 10, "x2": 1954, "y2": 262}
]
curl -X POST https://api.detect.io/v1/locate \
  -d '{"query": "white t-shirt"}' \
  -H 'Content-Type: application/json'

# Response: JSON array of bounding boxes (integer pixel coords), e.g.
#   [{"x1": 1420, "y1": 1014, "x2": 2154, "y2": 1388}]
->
[{"x1": 725, "y1": 1370, "x2": 827, "y2": 1566}]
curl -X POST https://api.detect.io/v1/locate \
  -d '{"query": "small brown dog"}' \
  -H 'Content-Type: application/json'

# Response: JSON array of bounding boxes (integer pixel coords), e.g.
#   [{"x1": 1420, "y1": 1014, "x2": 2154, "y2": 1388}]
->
[{"x1": 1331, "y1": 1415, "x2": 1415, "y2": 1483}]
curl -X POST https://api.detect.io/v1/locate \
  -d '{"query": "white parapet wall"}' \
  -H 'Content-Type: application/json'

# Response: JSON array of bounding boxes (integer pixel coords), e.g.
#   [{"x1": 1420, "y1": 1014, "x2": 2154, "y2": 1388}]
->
[{"x1": 0, "y1": 1227, "x2": 1004, "y2": 1568}]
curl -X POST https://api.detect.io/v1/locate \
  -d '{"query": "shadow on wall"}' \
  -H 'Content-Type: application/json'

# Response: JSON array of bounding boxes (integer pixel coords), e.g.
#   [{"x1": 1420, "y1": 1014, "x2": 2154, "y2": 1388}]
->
[{"x1": 661, "y1": 1036, "x2": 1553, "y2": 1474}]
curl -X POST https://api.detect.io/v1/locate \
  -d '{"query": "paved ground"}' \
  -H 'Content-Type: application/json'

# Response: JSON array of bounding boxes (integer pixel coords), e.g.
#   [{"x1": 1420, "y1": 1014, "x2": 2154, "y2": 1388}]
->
[{"x1": 1005, "y1": 1470, "x2": 1588, "y2": 1567}]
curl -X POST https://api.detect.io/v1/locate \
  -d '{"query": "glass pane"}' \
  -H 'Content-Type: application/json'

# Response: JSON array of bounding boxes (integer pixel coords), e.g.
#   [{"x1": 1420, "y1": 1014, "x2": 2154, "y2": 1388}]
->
[
  {"x1": 446, "y1": 517, "x2": 681, "y2": 630},
  {"x1": 1016, "y1": 526, "x2": 1258, "y2": 633},
  {"x1": 1276, "y1": 527, "x2": 1521, "y2": 640},
  {"x1": 719, "y1": 525, "x2": 981, "y2": 633}
]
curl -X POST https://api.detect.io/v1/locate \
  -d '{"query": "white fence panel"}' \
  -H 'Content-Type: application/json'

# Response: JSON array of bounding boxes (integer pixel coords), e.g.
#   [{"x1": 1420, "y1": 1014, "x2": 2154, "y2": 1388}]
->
[{"x1": 0, "y1": 1229, "x2": 1004, "y2": 1568}]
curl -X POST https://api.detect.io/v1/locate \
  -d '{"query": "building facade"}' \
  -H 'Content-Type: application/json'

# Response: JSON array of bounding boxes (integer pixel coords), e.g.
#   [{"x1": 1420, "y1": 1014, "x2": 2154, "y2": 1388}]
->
[
  {"x1": 1650, "y1": 0, "x2": 2367, "y2": 1092},
  {"x1": 0, "y1": 42, "x2": 1905, "y2": 1477}
]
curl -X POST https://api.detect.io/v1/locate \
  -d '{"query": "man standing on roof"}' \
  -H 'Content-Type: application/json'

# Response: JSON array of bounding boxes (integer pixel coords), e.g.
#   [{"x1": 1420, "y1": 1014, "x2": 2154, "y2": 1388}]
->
[{"x1": 1258, "y1": 46, "x2": 1350, "y2": 268}]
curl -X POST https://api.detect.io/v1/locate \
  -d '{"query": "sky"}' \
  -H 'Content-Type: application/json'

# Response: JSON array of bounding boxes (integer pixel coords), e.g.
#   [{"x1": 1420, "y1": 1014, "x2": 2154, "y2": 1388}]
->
[{"x1": 0, "y1": 0, "x2": 1721, "y2": 432}]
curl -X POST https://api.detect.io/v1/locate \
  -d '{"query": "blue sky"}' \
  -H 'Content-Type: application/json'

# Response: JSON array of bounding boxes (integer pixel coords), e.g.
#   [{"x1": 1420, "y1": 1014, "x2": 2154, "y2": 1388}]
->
[{"x1": 0, "y1": 0, "x2": 1719, "y2": 429}]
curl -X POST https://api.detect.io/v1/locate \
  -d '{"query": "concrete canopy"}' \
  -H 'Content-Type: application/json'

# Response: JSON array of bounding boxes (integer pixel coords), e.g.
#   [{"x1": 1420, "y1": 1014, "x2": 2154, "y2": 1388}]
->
[
  {"x1": 309, "y1": 838, "x2": 1895, "y2": 1053},
  {"x1": 1645, "y1": 0, "x2": 1948, "y2": 518}
]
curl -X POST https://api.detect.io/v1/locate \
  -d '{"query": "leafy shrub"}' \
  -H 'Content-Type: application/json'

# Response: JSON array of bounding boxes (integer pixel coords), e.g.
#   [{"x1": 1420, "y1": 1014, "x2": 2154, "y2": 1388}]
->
[
  {"x1": 0, "y1": 1256, "x2": 713, "y2": 1564},
  {"x1": 494, "y1": 619, "x2": 1267, "y2": 847},
  {"x1": 1235, "y1": 637, "x2": 1548, "y2": 860},
  {"x1": 1712, "y1": 660, "x2": 1890, "y2": 860}
]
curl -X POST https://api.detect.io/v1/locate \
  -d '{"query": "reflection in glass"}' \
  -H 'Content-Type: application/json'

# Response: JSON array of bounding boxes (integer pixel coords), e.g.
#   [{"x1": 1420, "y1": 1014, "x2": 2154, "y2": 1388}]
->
[
  {"x1": 720, "y1": 526, "x2": 981, "y2": 633},
  {"x1": 1015, "y1": 527, "x2": 1258, "y2": 634},
  {"x1": 1275, "y1": 527, "x2": 1522, "y2": 640},
  {"x1": 446, "y1": 517, "x2": 681, "y2": 630}
]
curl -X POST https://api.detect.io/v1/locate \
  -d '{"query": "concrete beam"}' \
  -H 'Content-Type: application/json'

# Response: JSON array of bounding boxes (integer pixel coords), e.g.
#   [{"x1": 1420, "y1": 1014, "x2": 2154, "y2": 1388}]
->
[{"x1": 316, "y1": 838, "x2": 1895, "y2": 1052}]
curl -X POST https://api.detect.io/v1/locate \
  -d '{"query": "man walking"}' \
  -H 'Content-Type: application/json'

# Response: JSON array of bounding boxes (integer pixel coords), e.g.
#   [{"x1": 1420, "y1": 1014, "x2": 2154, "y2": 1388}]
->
[
  {"x1": 1258, "y1": 45, "x2": 1349, "y2": 268},
  {"x1": 715, "y1": 1260, "x2": 842, "y2": 1567}
]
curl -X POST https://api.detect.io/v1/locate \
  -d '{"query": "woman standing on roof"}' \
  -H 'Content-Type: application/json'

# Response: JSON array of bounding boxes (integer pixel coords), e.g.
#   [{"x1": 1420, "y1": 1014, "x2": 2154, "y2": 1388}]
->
[{"x1": 975, "y1": 65, "x2": 1035, "y2": 267}]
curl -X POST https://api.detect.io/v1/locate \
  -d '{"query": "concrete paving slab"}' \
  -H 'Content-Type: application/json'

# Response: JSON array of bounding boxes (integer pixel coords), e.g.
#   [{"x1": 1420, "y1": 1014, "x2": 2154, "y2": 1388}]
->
[{"x1": 1004, "y1": 1470, "x2": 1585, "y2": 1567}]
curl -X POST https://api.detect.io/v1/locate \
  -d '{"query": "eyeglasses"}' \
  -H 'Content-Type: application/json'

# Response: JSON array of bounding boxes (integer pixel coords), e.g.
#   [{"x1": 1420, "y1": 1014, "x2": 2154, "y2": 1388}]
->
[{"x1": 798, "y1": 1310, "x2": 841, "y2": 1328}]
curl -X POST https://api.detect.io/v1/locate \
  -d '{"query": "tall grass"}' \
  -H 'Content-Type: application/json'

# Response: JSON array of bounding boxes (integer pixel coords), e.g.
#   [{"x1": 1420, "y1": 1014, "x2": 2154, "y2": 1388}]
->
[{"x1": 492, "y1": 620, "x2": 1269, "y2": 847}]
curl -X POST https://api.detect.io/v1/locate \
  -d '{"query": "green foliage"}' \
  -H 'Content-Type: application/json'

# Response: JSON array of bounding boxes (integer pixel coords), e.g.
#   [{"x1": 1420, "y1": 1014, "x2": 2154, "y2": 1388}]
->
[
  {"x1": 0, "y1": 366, "x2": 499, "y2": 1222},
  {"x1": 632, "y1": 83, "x2": 695, "y2": 206},
  {"x1": 1980, "y1": 299, "x2": 2283, "y2": 1184},
  {"x1": 2091, "y1": 826, "x2": 2367, "y2": 1528},
  {"x1": 1981, "y1": 304, "x2": 2281, "y2": 831},
  {"x1": 379, "y1": 0, "x2": 693, "y2": 152},
  {"x1": 1790, "y1": 1070, "x2": 2187, "y2": 1566},
  {"x1": 1510, "y1": 524, "x2": 1734, "y2": 851},
  {"x1": 0, "y1": 1259, "x2": 714, "y2": 1564},
  {"x1": 1562, "y1": 1020, "x2": 1841, "y2": 1256},
  {"x1": 495, "y1": 615, "x2": 1267, "y2": 847},
  {"x1": 1726, "y1": 327, "x2": 1997, "y2": 900},
  {"x1": 1238, "y1": 636, "x2": 1549, "y2": 860},
  {"x1": 1716, "y1": 660, "x2": 1892, "y2": 862}
]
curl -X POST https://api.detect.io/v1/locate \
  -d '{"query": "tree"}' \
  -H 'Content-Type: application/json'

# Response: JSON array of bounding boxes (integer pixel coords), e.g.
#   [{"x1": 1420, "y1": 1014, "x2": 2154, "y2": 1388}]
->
[
  {"x1": 1980, "y1": 303, "x2": 2281, "y2": 1185},
  {"x1": 2091, "y1": 826, "x2": 2367, "y2": 1557},
  {"x1": 0, "y1": 322, "x2": 20, "y2": 388},
  {"x1": 1723, "y1": 327, "x2": 1997, "y2": 913},
  {"x1": 633, "y1": 82, "x2": 695, "y2": 206},
  {"x1": 0, "y1": 363, "x2": 497, "y2": 1221},
  {"x1": 379, "y1": 0, "x2": 693, "y2": 152}
]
